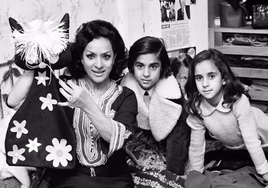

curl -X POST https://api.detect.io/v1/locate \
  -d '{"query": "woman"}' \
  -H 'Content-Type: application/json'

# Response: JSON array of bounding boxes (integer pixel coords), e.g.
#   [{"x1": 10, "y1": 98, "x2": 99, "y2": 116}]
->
[
  {"x1": 121, "y1": 36, "x2": 190, "y2": 187},
  {"x1": 7, "y1": 20, "x2": 138, "y2": 188}
]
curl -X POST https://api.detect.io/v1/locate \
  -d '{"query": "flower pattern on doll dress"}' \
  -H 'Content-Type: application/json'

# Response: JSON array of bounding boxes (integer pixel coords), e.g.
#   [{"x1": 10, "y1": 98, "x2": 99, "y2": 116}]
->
[
  {"x1": 35, "y1": 71, "x2": 49, "y2": 86},
  {"x1": 26, "y1": 137, "x2": 42, "y2": 153},
  {"x1": 39, "y1": 93, "x2": 57, "y2": 111},
  {"x1": 7, "y1": 145, "x2": 26, "y2": 164},
  {"x1": 45, "y1": 138, "x2": 73, "y2": 167},
  {"x1": 7, "y1": 70, "x2": 74, "y2": 168},
  {"x1": 10, "y1": 120, "x2": 28, "y2": 138}
]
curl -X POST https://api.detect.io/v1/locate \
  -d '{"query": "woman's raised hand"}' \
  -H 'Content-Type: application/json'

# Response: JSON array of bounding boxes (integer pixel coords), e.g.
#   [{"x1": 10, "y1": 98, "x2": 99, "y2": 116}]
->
[{"x1": 58, "y1": 79, "x2": 91, "y2": 109}]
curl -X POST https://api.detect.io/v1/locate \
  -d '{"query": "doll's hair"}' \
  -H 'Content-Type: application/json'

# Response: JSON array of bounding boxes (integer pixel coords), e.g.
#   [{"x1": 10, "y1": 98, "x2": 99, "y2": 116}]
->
[
  {"x1": 170, "y1": 53, "x2": 192, "y2": 77},
  {"x1": 9, "y1": 13, "x2": 71, "y2": 70},
  {"x1": 127, "y1": 36, "x2": 171, "y2": 79},
  {"x1": 69, "y1": 20, "x2": 128, "y2": 81},
  {"x1": 184, "y1": 48, "x2": 246, "y2": 120}
]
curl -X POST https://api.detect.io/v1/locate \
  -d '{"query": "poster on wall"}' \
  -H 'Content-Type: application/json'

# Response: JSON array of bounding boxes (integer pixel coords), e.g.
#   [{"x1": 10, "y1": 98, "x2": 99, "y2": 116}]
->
[
  {"x1": 168, "y1": 46, "x2": 196, "y2": 59},
  {"x1": 160, "y1": 0, "x2": 193, "y2": 52}
]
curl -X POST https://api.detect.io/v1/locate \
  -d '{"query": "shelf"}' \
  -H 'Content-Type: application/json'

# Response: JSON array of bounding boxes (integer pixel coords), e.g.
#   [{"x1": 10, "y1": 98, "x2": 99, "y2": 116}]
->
[
  {"x1": 215, "y1": 46, "x2": 268, "y2": 56},
  {"x1": 231, "y1": 67, "x2": 268, "y2": 101},
  {"x1": 231, "y1": 67, "x2": 268, "y2": 79},
  {"x1": 212, "y1": 26, "x2": 268, "y2": 34},
  {"x1": 209, "y1": 26, "x2": 268, "y2": 56},
  {"x1": 248, "y1": 90, "x2": 268, "y2": 102}
]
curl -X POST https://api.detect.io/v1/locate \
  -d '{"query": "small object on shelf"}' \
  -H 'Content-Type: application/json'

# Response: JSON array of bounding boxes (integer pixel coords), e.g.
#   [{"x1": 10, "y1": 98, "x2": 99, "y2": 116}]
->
[
  {"x1": 252, "y1": 5, "x2": 268, "y2": 29},
  {"x1": 220, "y1": 1, "x2": 248, "y2": 28}
]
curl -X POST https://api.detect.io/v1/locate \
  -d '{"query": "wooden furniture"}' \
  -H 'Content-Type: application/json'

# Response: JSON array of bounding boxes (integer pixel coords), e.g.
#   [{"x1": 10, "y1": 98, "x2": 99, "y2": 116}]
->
[{"x1": 208, "y1": 0, "x2": 268, "y2": 102}]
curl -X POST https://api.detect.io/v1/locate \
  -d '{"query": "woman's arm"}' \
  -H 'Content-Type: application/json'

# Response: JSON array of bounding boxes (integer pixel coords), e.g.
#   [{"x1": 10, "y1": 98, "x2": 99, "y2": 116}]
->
[
  {"x1": 108, "y1": 87, "x2": 138, "y2": 153},
  {"x1": 58, "y1": 80, "x2": 137, "y2": 144},
  {"x1": 6, "y1": 70, "x2": 34, "y2": 109}
]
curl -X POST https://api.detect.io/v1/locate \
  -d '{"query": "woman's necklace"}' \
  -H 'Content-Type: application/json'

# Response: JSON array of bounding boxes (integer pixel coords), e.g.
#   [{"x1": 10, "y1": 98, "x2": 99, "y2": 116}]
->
[{"x1": 85, "y1": 79, "x2": 112, "y2": 104}]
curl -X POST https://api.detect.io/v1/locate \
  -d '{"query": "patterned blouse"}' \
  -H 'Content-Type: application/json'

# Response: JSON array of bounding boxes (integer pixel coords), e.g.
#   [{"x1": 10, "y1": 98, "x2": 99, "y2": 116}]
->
[{"x1": 74, "y1": 79, "x2": 138, "y2": 169}]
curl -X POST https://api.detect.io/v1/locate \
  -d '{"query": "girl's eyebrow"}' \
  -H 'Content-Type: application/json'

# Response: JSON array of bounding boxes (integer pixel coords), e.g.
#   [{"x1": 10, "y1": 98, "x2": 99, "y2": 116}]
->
[
  {"x1": 195, "y1": 71, "x2": 217, "y2": 75},
  {"x1": 134, "y1": 62, "x2": 160, "y2": 65},
  {"x1": 194, "y1": 71, "x2": 217, "y2": 78},
  {"x1": 150, "y1": 62, "x2": 160, "y2": 66},
  {"x1": 207, "y1": 71, "x2": 217, "y2": 74}
]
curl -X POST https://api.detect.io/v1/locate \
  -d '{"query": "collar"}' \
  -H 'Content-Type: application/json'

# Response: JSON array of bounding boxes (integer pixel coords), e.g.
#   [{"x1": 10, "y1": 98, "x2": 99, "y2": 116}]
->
[
  {"x1": 199, "y1": 96, "x2": 231, "y2": 116},
  {"x1": 121, "y1": 73, "x2": 181, "y2": 99},
  {"x1": 143, "y1": 89, "x2": 153, "y2": 97},
  {"x1": 121, "y1": 73, "x2": 182, "y2": 141}
]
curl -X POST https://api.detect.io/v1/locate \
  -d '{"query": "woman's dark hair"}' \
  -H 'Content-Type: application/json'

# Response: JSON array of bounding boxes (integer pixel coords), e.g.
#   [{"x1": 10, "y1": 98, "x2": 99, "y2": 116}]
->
[
  {"x1": 184, "y1": 48, "x2": 246, "y2": 120},
  {"x1": 128, "y1": 36, "x2": 171, "y2": 79},
  {"x1": 170, "y1": 53, "x2": 192, "y2": 77},
  {"x1": 69, "y1": 19, "x2": 127, "y2": 81}
]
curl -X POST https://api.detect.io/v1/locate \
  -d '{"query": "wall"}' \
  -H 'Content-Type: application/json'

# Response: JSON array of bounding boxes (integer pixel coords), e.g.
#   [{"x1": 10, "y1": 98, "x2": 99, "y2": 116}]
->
[
  {"x1": 0, "y1": 0, "x2": 208, "y2": 66},
  {"x1": 190, "y1": 1, "x2": 208, "y2": 53},
  {"x1": 125, "y1": 0, "x2": 208, "y2": 53}
]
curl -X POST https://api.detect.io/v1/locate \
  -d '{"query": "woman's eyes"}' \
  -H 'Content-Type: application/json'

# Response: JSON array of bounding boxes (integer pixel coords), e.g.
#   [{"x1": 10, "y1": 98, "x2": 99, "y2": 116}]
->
[
  {"x1": 103, "y1": 54, "x2": 111, "y2": 60},
  {"x1": 86, "y1": 54, "x2": 111, "y2": 60},
  {"x1": 87, "y1": 54, "x2": 95, "y2": 59}
]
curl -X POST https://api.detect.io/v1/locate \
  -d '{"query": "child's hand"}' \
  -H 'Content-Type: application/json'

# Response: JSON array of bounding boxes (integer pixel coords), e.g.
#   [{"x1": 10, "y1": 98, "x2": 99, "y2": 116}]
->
[{"x1": 262, "y1": 173, "x2": 268, "y2": 182}]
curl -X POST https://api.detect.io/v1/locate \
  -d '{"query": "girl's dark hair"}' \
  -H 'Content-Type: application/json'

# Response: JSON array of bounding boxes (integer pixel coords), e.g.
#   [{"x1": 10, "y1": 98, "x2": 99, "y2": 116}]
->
[
  {"x1": 69, "y1": 19, "x2": 127, "y2": 81},
  {"x1": 170, "y1": 53, "x2": 192, "y2": 77},
  {"x1": 184, "y1": 48, "x2": 246, "y2": 120},
  {"x1": 128, "y1": 36, "x2": 171, "y2": 79}
]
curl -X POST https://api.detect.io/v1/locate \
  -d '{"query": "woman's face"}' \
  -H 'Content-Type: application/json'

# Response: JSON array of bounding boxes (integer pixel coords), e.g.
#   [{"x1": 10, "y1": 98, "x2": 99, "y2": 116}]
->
[
  {"x1": 133, "y1": 53, "x2": 161, "y2": 91},
  {"x1": 194, "y1": 60, "x2": 225, "y2": 107},
  {"x1": 81, "y1": 37, "x2": 115, "y2": 85}
]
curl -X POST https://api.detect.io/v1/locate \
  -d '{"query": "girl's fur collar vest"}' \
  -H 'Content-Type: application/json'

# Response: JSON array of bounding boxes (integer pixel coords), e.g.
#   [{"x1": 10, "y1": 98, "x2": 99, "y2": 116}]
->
[{"x1": 121, "y1": 73, "x2": 182, "y2": 141}]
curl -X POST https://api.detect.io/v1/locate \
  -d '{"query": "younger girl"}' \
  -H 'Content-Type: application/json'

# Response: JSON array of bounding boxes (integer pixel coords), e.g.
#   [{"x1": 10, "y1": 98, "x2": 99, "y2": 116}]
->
[
  {"x1": 184, "y1": 48, "x2": 268, "y2": 181},
  {"x1": 171, "y1": 53, "x2": 192, "y2": 99}
]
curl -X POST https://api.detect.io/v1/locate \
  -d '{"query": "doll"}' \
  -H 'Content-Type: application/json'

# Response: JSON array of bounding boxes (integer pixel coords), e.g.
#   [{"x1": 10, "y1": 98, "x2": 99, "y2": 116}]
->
[{"x1": 5, "y1": 13, "x2": 76, "y2": 173}]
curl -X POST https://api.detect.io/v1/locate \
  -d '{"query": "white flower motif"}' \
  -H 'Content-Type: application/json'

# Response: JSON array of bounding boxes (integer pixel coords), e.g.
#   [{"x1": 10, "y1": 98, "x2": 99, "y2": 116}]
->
[
  {"x1": 7, "y1": 145, "x2": 26, "y2": 164},
  {"x1": 45, "y1": 138, "x2": 73, "y2": 167},
  {"x1": 26, "y1": 137, "x2": 42, "y2": 152},
  {"x1": 35, "y1": 71, "x2": 49, "y2": 86},
  {"x1": 39, "y1": 93, "x2": 57, "y2": 111},
  {"x1": 10, "y1": 120, "x2": 28, "y2": 138}
]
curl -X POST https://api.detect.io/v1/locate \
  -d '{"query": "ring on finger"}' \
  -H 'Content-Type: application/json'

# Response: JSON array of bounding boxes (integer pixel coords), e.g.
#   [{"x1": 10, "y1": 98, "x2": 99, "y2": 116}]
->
[{"x1": 68, "y1": 96, "x2": 76, "y2": 103}]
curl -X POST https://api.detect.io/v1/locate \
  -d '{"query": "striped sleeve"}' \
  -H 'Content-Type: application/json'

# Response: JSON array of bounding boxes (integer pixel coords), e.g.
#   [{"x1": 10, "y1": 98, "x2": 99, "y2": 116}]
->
[{"x1": 108, "y1": 120, "x2": 132, "y2": 156}]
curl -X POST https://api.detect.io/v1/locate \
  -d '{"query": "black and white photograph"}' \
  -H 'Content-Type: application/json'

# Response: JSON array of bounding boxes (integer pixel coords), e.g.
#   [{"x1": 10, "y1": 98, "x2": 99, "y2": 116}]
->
[{"x1": 1, "y1": 1, "x2": 266, "y2": 188}]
